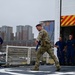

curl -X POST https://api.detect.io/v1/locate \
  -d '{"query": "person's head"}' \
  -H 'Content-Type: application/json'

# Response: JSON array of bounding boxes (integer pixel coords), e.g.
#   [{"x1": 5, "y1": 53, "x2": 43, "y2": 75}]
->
[
  {"x1": 69, "y1": 35, "x2": 73, "y2": 40},
  {"x1": 59, "y1": 37, "x2": 62, "y2": 41},
  {"x1": 36, "y1": 24, "x2": 43, "y2": 31}
]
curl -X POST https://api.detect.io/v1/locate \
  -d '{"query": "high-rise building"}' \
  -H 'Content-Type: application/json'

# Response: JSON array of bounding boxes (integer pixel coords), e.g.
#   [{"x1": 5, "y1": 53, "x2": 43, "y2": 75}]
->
[
  {"x1": 0, "y1": 27, "x2": 1, "y2": 31},
  {"x1": 25, "y1": 25, "x2": 34, "y2": 40},
  {"x1": 16, "y1": 25, "x2": 34, "y2": 41},
  {"x1": 1, "y1": 26, "x2": 14, "y2": 41},
  {"x1": 16, "y1": 25, "x2": 24, "y2": 40}
]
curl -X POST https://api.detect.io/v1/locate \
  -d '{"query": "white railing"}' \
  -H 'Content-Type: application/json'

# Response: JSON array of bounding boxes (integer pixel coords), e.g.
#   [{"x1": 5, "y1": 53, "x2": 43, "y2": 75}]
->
[
  {"x1": 6, "y1": 45, "x2": 36, "y2": 65},
  {"x1": 5, "y1": 45, "x2": 54, "y2": 65}
]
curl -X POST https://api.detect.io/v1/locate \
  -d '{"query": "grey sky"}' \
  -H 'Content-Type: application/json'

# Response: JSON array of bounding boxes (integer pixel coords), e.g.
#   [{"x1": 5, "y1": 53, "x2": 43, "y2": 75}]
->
[
  {"x1": 0, "y1": 0, "x2": 55, "y2": 38},
  {"x1": 0, "y1": 0, "x2": 75, "y2": 38},
  {"x1": 62, "y1": 0, "x2": 75, "y2": 15}
]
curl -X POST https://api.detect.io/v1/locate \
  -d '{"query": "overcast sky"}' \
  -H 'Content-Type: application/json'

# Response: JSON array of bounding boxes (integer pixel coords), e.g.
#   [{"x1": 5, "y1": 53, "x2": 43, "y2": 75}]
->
[
  {"x1": 0, "y1": 0, "x2": 56, "y2": 38},
  {"x1": 0, "y1": 0, "x2": 75, "y2": 38}
]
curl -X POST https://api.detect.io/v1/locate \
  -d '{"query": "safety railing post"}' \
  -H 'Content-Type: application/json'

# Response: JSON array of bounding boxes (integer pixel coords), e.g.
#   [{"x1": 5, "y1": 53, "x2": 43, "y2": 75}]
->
[
  {"x1": 27, "y1": 47, "x2": 31, "y2": 65},
  {"x1": 6, "y1": 45, "x2": 8, "y2": 64}
]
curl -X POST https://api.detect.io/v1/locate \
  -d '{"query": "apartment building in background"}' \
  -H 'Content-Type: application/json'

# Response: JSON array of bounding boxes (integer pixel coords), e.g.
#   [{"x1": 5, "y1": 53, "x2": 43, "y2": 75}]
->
[
  {"x1": 0, "y1": 26, "x2": 14, "y2": 41},
  {"x1": 0, "y1": 25, "x2": 34, "y2": 46},
  {"x1": 25, "y1": 25, "x2": 34, "y2": 40},
  {"x1": 16, "y1": 25, "x2": 24, "y2": 40},
  {"x1": 16, "y1": 25, "x2": 34, "y2": 41}
]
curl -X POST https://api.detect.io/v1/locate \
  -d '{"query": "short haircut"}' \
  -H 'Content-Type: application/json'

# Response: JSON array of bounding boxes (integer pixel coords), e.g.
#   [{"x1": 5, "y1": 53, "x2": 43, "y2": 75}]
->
[{"x1": 36, "y1": 24, "x2": 42, "y2": 27}]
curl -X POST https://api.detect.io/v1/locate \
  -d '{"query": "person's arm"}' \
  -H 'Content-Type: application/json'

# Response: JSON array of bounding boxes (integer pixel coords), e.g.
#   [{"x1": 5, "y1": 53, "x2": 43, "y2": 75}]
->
[
  {"x1": 72, "y1": 40, "x2": 75, "y2": 46},
  {"x1": 54, "y1": 42, "x2": 59, "y2": 48},
  {"x1": 36, "y1": 31, "x2": 43, "y2": 41},
  {"x1": 35, "y1": 41, "x2": 41, "y2": 51},
  {"x1": 63, "y1": 42, "x2": 67, "y2": 52},
  {"x1": 35, "y1": 33, "x2": 41, "y2": 51}
]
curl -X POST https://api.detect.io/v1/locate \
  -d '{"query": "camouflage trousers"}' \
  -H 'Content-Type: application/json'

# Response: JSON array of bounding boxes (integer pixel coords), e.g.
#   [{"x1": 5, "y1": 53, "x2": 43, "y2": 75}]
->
[{"x1": 34, "y1": 45, "x2": 60, "y2": 70}]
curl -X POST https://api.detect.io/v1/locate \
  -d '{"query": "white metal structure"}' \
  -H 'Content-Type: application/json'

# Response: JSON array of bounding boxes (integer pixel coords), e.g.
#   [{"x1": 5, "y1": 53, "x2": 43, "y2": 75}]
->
[
  {"x1": 55, "y1": 0, "x2": 75, "y2": 42},
  {"x1": 5, "y1": 45, "x2": 52, "y2": 66},
  {"x1": 54, "y1": 0, "x2": 75, "y2": 44},
  {"x1": 6, "y1": 45, "x2": 32, "y2": 65},
  {"x1": 54, "y1": 0, "x2": 60, "y2": 56}
]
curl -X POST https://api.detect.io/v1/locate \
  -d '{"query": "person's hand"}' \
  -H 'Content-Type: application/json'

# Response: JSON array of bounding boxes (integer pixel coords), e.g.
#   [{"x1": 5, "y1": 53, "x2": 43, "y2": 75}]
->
[
  {"x1": 63, "y1": 46, "x2": 67, "y2": 52},
  {"x1": 63, "y1": 49, "x2": 66, "y2": 52},
  {"x1": 35, "y1": 40, "x2": 38, "y2": 45},
  {"x1": 56, "y1": 46, "x2": 59, "y2": 48}
]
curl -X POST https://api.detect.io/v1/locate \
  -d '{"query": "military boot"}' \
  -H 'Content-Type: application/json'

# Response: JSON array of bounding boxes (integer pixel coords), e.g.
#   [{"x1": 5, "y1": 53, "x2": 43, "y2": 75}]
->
[{"x1": 56, "y1": 65, "x2": 61, "y2": 71}]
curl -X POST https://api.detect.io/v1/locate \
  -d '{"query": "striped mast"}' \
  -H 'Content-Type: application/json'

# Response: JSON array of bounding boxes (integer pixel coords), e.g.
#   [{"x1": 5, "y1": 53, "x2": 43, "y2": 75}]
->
[{"x1": 61, "y1": 15, "x2": 75, "y2": 26}]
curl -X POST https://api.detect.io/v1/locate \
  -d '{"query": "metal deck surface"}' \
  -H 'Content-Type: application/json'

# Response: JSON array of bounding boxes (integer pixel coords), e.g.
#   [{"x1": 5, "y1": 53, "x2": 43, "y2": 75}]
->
[{"x1": 0, "y1": 65, "x2": 75, "y2": 75}]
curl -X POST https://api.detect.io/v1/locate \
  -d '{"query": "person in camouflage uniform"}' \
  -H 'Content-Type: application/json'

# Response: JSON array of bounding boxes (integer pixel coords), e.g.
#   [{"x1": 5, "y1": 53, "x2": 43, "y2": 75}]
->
[{"x1": 33, "y1": 24, "x2": 61, "y2": 71}]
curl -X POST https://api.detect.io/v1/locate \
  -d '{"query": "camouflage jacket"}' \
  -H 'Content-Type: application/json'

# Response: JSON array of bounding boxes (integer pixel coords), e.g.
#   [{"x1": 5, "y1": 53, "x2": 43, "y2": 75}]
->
[{"x1": 36, "y1": 29, "x2": 50, "y2": 46}]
